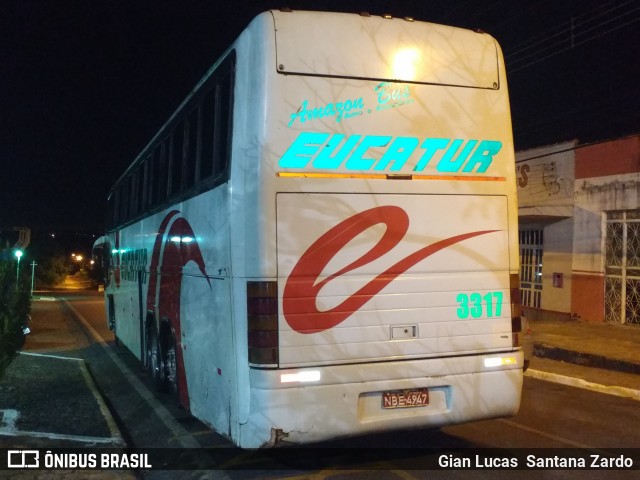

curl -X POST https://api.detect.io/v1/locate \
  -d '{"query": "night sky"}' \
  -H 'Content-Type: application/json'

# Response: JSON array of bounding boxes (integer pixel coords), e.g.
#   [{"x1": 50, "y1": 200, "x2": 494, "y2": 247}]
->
[{"x1": 2, "y1": 0, "x2": 639, "y2": 234}]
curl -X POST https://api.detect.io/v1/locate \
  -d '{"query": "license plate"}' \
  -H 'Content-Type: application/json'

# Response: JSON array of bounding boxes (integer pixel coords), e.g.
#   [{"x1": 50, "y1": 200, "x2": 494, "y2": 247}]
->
[{"x1": 382, "y1": 388, "x2": 429, "y2": 409}]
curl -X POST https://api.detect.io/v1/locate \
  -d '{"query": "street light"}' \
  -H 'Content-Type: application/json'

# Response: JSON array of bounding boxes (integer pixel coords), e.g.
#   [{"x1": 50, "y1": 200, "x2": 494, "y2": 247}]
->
[{"x1": 14, "y1": 249, "x2": 23, "y2": 282}]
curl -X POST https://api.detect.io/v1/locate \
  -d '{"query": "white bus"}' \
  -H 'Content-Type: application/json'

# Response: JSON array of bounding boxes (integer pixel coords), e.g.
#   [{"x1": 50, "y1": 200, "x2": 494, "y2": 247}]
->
[{"x1": 97, "y1": 10, "x2": 524, "y2": 448}]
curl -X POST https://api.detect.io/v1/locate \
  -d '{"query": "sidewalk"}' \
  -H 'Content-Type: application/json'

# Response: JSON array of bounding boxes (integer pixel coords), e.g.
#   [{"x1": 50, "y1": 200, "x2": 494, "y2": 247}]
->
[
  {"x1": 0, "y1": 352, "x2": 124, "y2": 448},
  {"x1": 526, "y1": 316, "x2": 640, "y2": 397}
]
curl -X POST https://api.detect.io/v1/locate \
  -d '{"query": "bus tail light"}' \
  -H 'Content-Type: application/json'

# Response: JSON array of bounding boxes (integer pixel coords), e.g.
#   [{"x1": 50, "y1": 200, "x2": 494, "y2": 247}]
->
[
  {"x1": 510, "y1": 274, "x2": 522, "y2": 347},
  {"x1": 247, "y1": 281, "x2": 279, "y2": 367}
]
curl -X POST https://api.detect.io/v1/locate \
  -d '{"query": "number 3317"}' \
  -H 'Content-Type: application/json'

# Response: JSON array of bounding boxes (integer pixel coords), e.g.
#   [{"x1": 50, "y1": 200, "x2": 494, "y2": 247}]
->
[{"x1": 456, "y1": 292, "x2": 503, "y2": 319}]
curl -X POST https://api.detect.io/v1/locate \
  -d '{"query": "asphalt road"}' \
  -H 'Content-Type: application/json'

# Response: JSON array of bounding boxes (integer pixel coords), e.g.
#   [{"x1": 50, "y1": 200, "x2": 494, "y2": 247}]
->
[{"x1": 2, "y1": 290, "x2": 639, "y2": 479}]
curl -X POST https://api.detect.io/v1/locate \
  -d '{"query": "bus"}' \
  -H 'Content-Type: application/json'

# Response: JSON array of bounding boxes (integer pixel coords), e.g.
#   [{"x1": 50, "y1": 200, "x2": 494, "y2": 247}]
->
[{"x1": 96, "y1": 9, "x2": 524, "y2": 448}]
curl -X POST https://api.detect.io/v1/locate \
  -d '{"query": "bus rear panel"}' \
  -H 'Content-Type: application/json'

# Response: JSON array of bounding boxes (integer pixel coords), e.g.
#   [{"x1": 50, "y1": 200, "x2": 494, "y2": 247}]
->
[{"x1": 237, "y1": 10, "x2": 522, "y2": 447}]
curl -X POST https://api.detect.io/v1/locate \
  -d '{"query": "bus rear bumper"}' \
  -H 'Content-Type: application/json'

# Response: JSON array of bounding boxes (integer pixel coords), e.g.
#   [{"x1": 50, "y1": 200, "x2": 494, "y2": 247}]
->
[{"x1": 240, "y1": 350, "x2": 524, "y2": 448}]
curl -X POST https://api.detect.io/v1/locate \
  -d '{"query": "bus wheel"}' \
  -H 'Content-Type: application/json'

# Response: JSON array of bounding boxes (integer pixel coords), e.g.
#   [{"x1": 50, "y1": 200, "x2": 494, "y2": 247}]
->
[
  {"x1": 165, "y1": 332, "x2": 179, "y2": 402},
  {"x1": 144, "y1": 325, "x2": 154, "y2": 371},
  {"x1": 148, "y1": 328, "x2": 165, "y2": 391}
]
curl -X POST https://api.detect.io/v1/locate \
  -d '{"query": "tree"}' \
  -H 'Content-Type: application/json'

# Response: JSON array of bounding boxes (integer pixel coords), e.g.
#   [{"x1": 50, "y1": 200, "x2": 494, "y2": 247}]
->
[
  {"x1": 36, "y1": 253, "x2": 68, "y2": 287},
  {"x1": 0, "y1": 260, "x2": 31, "y2": 378}
]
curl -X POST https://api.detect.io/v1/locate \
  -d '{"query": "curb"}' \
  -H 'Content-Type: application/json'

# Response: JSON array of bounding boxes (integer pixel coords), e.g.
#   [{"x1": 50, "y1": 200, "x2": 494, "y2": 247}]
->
[
  {"x1": 533, "y1": 342, "x2": 640, "y2": 375},
  {"x1": 525, "y1": 368, "x2": 640, "y2": 401}
]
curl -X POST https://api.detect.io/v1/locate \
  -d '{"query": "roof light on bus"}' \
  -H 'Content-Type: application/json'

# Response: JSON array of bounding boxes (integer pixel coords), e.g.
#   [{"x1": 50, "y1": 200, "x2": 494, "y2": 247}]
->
[
  {"x1": 484, "y1": 356, "x2": 517, "y2": 368},
  {"x1": 280, "y1": 370, "x2": 321, "y2": 384},
  {"x1": 392, "y1": 47, "x2": 421, "y2": 81},
  {"x1": 169, "y1": 236, "x2": 196, "y2": 243}
]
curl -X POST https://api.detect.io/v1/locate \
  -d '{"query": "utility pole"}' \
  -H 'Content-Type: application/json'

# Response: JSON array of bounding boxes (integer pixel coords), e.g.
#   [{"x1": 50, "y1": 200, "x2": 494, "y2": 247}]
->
[{"x1": 30, "y1": 261, "x2": 37, "y2": 295}]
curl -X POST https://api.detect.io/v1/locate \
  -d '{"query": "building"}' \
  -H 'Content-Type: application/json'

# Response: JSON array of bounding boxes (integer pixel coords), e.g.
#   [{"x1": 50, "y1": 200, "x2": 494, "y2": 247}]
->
[{"x1": 517, "y1": 134, "x2": 640, "y2": 325}]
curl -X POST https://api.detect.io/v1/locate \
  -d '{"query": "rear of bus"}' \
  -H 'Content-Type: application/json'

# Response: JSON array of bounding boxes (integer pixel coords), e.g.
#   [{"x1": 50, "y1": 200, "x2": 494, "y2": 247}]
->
[{"x1": 238, "y1": 10, "x2": 523, "y2": 447}]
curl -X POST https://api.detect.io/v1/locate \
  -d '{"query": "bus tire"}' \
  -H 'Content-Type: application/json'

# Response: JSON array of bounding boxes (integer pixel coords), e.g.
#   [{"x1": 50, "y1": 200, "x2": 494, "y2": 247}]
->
[
  {"x1": 144, "y1": 323, "x2": 154, "y2": 371},
  {"x1": 148, "y1": 327, "x2": 166, "y2": 391},
  {"x1": 165, "y1": 331, "x2": 180, "y2": 404}
]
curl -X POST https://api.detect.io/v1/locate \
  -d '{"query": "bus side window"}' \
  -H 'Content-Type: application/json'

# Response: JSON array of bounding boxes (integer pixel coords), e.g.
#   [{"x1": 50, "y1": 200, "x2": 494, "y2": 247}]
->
[
  {"x1": 129, "y1": 170, "x2": 136, "y2": 217},
  {"x1": 184, "y1": 108, "x2": 199, "y2": 190},
  {"x1": 200, "y1": 88, "x2": 216, "y2": 181},
  {"x1": 137, "y1": 166, "x2": 144, "y2": 214},
  {"x1": 170, "y1": 123, "x2": 184, "y2": 197},
  {"x1": 214, "y1": 68, "x2": 233, "y2": 180},
  {"x1": 142, "y1": 154, "x2": 151, "y2": 209},
  {"x1": 119, "y1": 179, "x2": 129, "y2": 224},
  {"x1": 130, "y1": 167, "x2": 143, "y2": 217},
  {"x1": 156, "y1": 139, "x2": 168, "y2": 204}
]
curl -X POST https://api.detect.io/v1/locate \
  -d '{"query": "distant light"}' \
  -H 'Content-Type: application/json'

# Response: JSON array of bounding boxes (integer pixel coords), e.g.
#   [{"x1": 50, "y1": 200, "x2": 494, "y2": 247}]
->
[
  {"x1": 181, "y1": 236, "x2": 194, "y2": 243},
  {"x1": 170, "y1": 236, "x2": 181, "y2": 243},
  {"x1": 14, "y1": 250, "x2": 23, "y2": 259}
]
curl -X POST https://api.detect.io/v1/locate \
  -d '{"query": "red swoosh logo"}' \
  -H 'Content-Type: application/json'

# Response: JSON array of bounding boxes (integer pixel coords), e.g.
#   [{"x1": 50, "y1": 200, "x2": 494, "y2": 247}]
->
[
  {"x1": 146, "y1": 211, "x2": 210, "y2": 409},
  {"x1": 283, "y1": 205, "x2": 497, "y2": 334}
]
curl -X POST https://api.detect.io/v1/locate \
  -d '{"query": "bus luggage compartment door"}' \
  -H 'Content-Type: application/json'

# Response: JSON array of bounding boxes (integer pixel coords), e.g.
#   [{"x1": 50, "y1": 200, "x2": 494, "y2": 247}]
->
[{"x1": 276, "y1": 193, "x2": 512, "y2": 368}]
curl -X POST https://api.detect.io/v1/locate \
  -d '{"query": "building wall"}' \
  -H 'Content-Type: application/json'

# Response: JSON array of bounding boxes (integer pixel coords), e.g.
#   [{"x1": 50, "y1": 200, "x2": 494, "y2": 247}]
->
[
  {"x1": 517, "y1": 141, "x2": 576, "y2": 211},
  {"x1": 575, "y1": 136, "x2": 640, "y2": 179},
  {"x1": 571, "y1": 273, "x2": 604, "y2": 322},
  {"x1": 573, "y1": 135, "x2": 640, "y2": 322},
  {"x1": 517, "y1": 141, "x2": 576, "y2": 317},
  {"x1": 517, "y1": 134, "x2": 640, "y2": 323},
  {"x1": 574, "y1": 136, "x2": 640, "y2": 274},
  {"x1": 542, "y1": 218, "x2": 573, "y2": 313}
]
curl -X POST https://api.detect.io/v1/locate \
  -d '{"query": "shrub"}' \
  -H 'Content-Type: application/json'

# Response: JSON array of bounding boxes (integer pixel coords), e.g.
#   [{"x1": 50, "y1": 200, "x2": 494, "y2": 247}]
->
[
  {"x1": 0, "y1": 260, "x2": 31, "y2": 378},
  {"x1": 36, "y1": 253, "x2": 68, "y2": 287}
]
